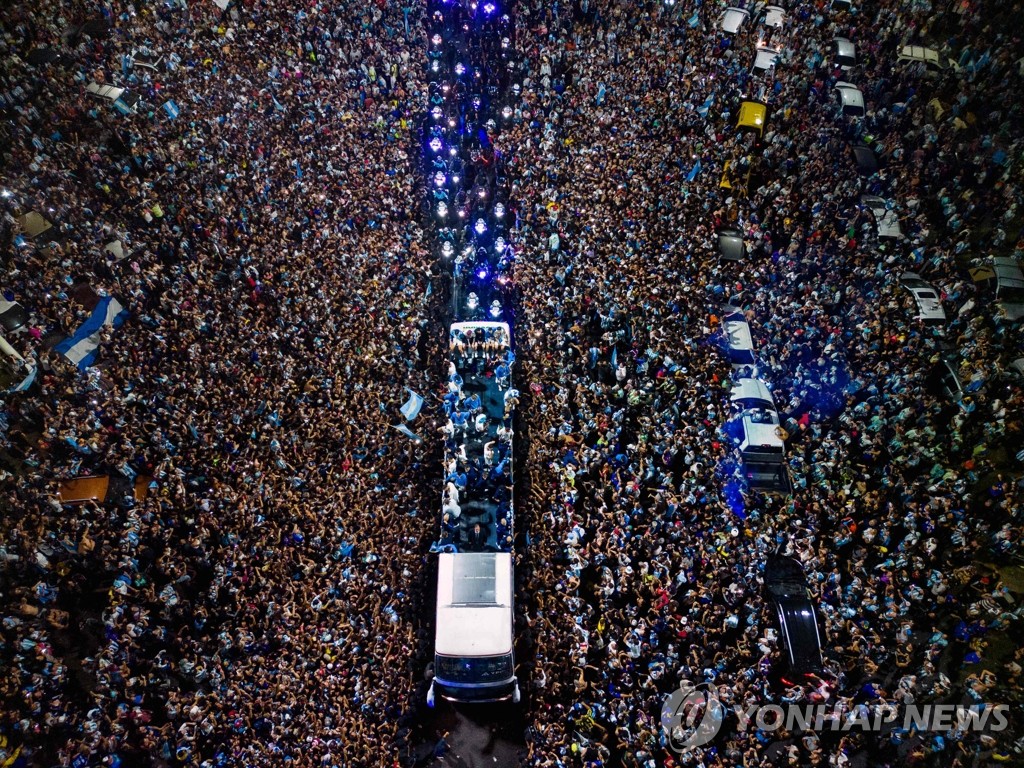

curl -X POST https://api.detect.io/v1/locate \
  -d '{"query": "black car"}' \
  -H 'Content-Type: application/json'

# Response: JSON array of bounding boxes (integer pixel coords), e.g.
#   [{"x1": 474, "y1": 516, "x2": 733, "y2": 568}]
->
[
  {"x1": 717, "y1": 227, "x2": 746, "y2": 262},
  {"x1": 925, "y1": 354, "x2": 964, "y2": 403},
  {"x1": 0, "y1": 300, "x2": 28, "y2": 334},
  {"x1": 764, "y1": 555, "x2": 824, "y2": 675},
  {"x1": 850, "y1": 143, "x2": 879, "y2": 176}
]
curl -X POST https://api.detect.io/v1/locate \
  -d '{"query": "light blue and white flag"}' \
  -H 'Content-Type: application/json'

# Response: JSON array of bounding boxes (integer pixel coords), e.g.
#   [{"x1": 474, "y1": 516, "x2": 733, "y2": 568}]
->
[
  {"x1": 686, "y1": 158, "x2": 703, "y2": 182},
  {"x1": 54, "y1": 295, "x2": 129, "y2": 370},
  {"x1": 392, "y1": 424, "x2": 422, "y2": 442},
  {"x1": 400, "y1": 389, "x2": 424, "y2": 421},
  {"x1": 696, "y1": 93, "x2": 714, "y2": 119},
  {"x1": 162, "y1": 99, "x2": 180, "y2": 119},
  {"x1": 10, "y1": 364, "x2": 37, "y2": 392},
  {"x1": 688, "y1": 11, "x2": 700, "y2": 27}
]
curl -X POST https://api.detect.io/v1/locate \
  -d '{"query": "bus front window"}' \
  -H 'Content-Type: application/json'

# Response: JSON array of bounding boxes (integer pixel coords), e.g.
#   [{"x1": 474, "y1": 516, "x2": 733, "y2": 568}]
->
[{"x1": 435, "y1": 654, "x2": 513, "y2": 683}]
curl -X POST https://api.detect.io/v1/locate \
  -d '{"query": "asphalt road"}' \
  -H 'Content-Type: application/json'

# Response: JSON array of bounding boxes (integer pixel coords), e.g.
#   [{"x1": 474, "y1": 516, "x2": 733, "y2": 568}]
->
[{"x1": 412, "y1": 701, "x2": 525, "y2": 768}]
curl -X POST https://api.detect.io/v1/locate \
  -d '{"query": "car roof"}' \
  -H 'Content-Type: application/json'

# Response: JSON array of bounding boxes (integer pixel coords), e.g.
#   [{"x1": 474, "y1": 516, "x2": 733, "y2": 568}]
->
[
  {"x1": 721, "y1": 7, "x2": 750, "y2": 32},
  {"x1": 834, "y1": 36, "x2": 855, "y2": 56},
  {"x1": 0, "y1": 300, "x2": 28, "y2": 333},
  {"x1": 765, "y1": 555, "x2": 808, "y2": 594},
  {"x1": 850, "y1": 144, "x2": 878, "y2": 174},
  {"x1": 900, "y1": 271, "x2": 931, "y2": 288},
  {"x1": 900, "y1": 274, "x2": 946, "y2": 319},
  {"x1": 737, "y1": 100, "x2": 767, "y2": 131},
  {"x1": 991, "y1": 257, "x2": 1024, "y2": 289},
  {"x1": 762, "y1": 5, "x2": 785, "y2": 25},
  {"x1": 899, "y1": 45, "x2": 942, "y2": 66},
  {"x1": 718, "y1": 229, "x2": 745, "y2": 261},
  {"x1": 835, "y1": 82, "x2": 864, "y2": 106},
  {"x1": 724, "y1": 314, "x2": 755, "y2": 351},
  {"x1": 776, "y1": 597, "x2": 824, "y2": 672},
  {"x1": 753, "y1": 47, "x2": 780, "y2": 72}
]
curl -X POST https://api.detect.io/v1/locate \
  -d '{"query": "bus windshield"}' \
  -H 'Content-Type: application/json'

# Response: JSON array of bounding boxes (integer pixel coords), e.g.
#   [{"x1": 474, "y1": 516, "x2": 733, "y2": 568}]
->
[{"x1": 435, "y1": 653, "x2": 514, "y2": 684}]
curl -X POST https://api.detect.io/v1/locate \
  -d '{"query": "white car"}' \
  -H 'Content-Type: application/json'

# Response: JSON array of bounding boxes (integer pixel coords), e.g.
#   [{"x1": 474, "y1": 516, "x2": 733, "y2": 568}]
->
[
  {"x1": 897, "y1": 45, "x2": 959, "y2": 73},
  {"x1": 834, "y1": 81, "x2": 865, "y2": 117},
  {"x1": 761, "y1": 4, "x2": 786, "y2": 28},
  {"x1": 752, "y1": 45, "x2": 781, "y2": 74},
  {"x1": 130, "y1": 49, "x2": 163, "y2": 71},
  {"x1": 720, "y1": 7, "x2": 750, "y2": 33},
  {"x1": 900, "y1": 272, "x2": 946, "y2": 324},
  {"x1": 834, "y1": 37, "x2": 856, "y2": 69},
  {"x1": 860, "y1": 195, "x2": 904, "y2": 240}
]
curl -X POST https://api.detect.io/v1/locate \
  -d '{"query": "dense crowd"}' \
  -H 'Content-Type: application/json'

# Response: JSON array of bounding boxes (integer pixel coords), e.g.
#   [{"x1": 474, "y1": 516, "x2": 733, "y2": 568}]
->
[
  {"x1": 504, "y1": 0, "x2": 1024, "y2": 766},
  {"x1": 1, "y1": 0, "x2": 1023, "y2": 766},
  {"x1": 1, "y1": 0, "x2": 443, "y2": 766}
]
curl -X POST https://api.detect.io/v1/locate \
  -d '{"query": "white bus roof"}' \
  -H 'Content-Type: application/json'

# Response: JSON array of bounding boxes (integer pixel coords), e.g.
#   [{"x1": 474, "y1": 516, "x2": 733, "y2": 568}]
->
[
  {"x1": 724, "y1": 315, "x2": 755, "y2": 353},
  {"x1": 435, "y1": 552, "x2": 513, "y2": 658},
  {"x1": 731, "y1": 378, "x2": 777, "y2": 410}
]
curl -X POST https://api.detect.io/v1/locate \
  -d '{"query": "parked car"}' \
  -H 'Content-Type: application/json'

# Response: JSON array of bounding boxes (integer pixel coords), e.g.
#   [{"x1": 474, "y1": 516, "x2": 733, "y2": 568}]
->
[
  {"x1": 834, "y1": 81, "x2": 865, "y2": 117},
  {"x1": 764, "y1": 555, "x2": 824, "y2": 675},
  {"x1": 897, "y1": 45, "x2": 959, "y2": 73},
  {"x1": 849, "y1": 144, "x2": 878, "y2": 176},
  {"x1": 833, "y1": 36, "x2": 856, "y2": 69},
  {"x1": 759, "y1": 4, "x2": 786, "y2": 28},
  {"x1": 900, "y1": 272, "x2": 946, "y2": 324},
  {"x1": 718, "y1": 227, "x2": 746, "y2": 262},
  {"x1": 719, "y1": 7, "x2": 750, "y2": 33},
  {"x1": 0, "y1": 300, "x2": 28, "y2": 334},
  {"x1": 859, "y1": 194, "x2": 903, "y2": 240},
  {"x1": 926, "y1": 354, "x2": 964, "y2": 403},
  {"x1": 130, "y1": 49, "x2": 164, "y2": 71},
  {"x1": 991, "y1": 256, "x2": 1024, "y2": 321}
]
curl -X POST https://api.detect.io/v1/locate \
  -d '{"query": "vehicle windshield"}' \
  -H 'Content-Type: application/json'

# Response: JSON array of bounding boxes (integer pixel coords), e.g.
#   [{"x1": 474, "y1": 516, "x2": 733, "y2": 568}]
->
[
  {"x1": 996, "y1": 285, "x2": 1024, "y2": 303},
  {"x1": 435, "y1": 653, "x2": 514, "y2": 683}
]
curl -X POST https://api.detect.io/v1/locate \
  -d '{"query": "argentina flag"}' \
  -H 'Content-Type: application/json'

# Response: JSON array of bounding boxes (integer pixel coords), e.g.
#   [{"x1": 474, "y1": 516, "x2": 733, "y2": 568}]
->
[
  {"x1": 54, "y1": 296, "x2": 129, "y2": 370},
  {"x1": 400, "y1": 389, "x2": 425, "y2": 421}
]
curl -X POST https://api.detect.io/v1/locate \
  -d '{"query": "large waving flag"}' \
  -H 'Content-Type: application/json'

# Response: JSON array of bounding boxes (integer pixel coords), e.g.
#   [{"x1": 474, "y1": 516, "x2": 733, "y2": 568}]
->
[
  {"x1": 54, "y1": 296, "x2": 129, "y2": 369},
  {"x1": 393, "y1": 424, "x2": 423, "y2": 442},
  {"x1": 400, "y1": 389, "x2": 424, "y2": 421}
]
